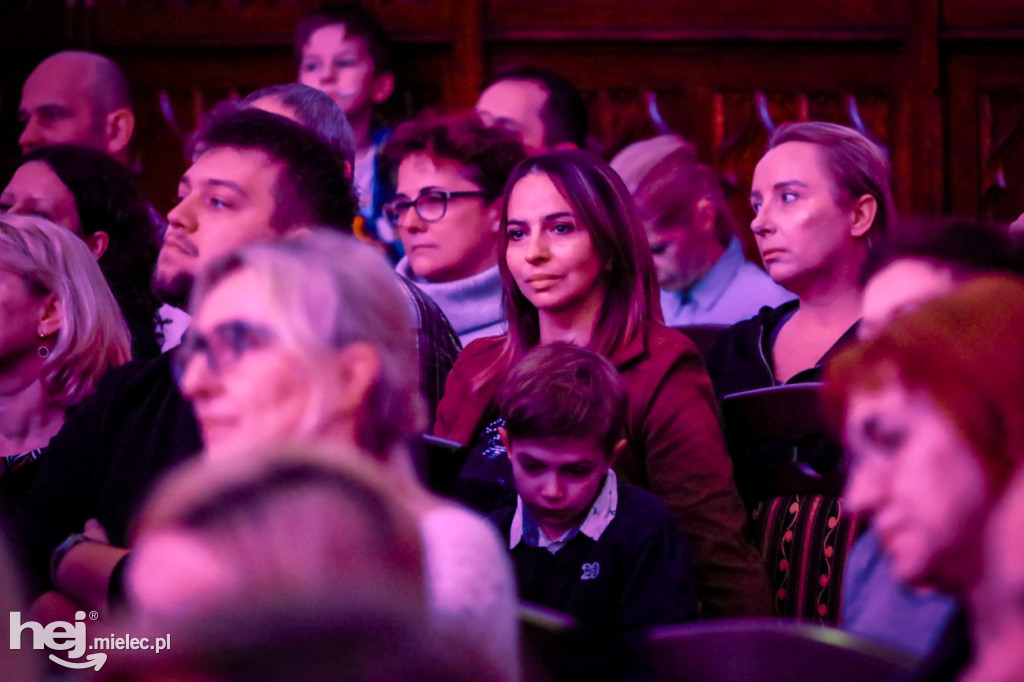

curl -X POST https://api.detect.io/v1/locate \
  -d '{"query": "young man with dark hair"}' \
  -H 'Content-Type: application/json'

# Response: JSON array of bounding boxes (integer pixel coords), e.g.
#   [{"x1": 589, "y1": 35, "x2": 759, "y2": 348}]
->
[
  {"x1": 492, "y1": 343, "x2": 697, "y2": 682},
  {"x1": 14, "y1": 105, "x2": 458, "y2": 607},
  {"x1": 476, "y1": 65, "x2": 589, "y2": 156},
  {"x1": 295, "y1": 2, "x2": 396, "y2": 240}
]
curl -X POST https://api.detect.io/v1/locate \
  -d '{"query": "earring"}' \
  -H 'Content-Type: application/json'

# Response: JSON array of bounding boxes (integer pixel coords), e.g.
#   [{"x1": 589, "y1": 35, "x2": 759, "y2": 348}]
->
[{"x1": 38, "y1": 331, "x2": 49, "y2": 359}]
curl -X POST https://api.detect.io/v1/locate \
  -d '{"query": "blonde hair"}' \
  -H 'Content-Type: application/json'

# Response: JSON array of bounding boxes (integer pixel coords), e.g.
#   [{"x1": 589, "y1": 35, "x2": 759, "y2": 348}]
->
[
  {"x1": 0, "y1": 215, "x2": 130, "y2": 406},
  {"x1": 190, "y1": 231, "x2": 424, "y2": 458}
]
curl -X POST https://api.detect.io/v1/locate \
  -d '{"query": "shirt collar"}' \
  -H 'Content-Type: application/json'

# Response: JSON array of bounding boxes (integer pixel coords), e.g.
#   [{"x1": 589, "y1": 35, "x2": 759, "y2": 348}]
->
[
  {"x1": 681, "y1": 237, "x2": 745, "y2": 312},
  {"x1": 510, "y1": 470, "x2": 618, "y2": 553}
]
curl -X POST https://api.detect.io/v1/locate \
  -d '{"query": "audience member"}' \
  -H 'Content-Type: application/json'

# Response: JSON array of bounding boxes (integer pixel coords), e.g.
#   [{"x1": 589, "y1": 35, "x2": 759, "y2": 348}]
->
[
  {"x1": 0, "y1": 216, "x2": 130, "y2": 508},
  {"x1": 241, "y1": 83, "x2": 356, "y2": 170},
  {"x1": 295, "y1": 2, "x2": 396, "y2": 239},
  {"x1": 858, "y1": 217, "x2": 1023, "y2": 339},
  {"x1": 477, "y1": 65, "x2": 588, "y2": 155},
  {"x1": 707, "y1": 121, "x2": 894, "y2": 400},
  {"x1": 611, "y1": 141, "x2": 795, "y2": 326},
  {"x1": 18, "y1": 51, "x2": 134, "y2": 163},
  {"x1": 842, "y1": 218, "x2": 1022, "y2": 656},
  {"x1": 964, "y1": 460, "x2": 1024, "y2": 682},
  {"x1": 492, "y1": 343, "x2": 697, "y2": 680},
  {"x1": 2, "y1": 146, "x2": 163, "y2": 359},
  {"x1": 381, "y1": 112, "x2": 526, "y2": 344},
  {"x1": 434, "y1": 149, "x2": 770, "y2": 617},
  {"x1": 129, "y1": 452, "x2": 426, "y2": 625},
  {"x1": 174, "y1": 232, "x2": 519, "y2": 679},
  {"x1": 12, "y1": 107, "x2": 357, "y2": 597},
  {"x1": 825, "y1": 275, "x2": 1024, "y2": 682}
]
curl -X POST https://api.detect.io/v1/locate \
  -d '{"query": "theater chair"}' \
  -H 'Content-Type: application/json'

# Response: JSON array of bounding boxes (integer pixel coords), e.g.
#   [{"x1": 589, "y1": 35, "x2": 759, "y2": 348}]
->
[{"x1": 722, "y1": 383, "x2": 863, "y2": 623}]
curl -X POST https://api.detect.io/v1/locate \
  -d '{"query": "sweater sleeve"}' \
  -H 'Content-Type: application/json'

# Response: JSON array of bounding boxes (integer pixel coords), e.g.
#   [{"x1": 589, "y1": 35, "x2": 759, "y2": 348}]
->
[
  {"x1": 433, "y1": 337, "x2": 502, "y2": 444},
  {"x1": 628, "y1": 334, "x2": 772, "y2": 618}
]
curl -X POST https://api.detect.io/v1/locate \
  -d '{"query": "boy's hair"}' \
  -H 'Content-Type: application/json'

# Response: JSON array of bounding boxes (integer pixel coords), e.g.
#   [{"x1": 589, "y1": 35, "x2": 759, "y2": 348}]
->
[
  {"x1": 294, "y1": 2, "x2": 393, "y2": 74},
  {"x1": 191, "y1": 104, "x2": 358, "y2": 233},
  {"x1": 498, "y1": 343, "x2": 628, "y2": 454}
]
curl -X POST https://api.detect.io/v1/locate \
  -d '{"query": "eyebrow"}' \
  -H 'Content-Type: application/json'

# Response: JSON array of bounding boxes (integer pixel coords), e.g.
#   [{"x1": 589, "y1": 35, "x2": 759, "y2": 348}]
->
[
  {"x1": 508, "y1": 211, "x2": 575, "y2": 224},
  {"x1": 176, "y1": 175, "x2": 248, "y2": 198},
  {"x1": 750, "y1": 180, "x2": 809, "y2": 199}
]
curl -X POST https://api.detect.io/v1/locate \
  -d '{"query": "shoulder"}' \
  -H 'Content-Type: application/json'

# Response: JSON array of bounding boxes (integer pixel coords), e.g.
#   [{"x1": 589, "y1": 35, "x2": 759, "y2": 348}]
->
[
  {"x1": 452, "y1": 335, "x2": 507, "y2": 371},
  {"x1": 609, "y1": 484, "x2": 678, "y2": 538}
]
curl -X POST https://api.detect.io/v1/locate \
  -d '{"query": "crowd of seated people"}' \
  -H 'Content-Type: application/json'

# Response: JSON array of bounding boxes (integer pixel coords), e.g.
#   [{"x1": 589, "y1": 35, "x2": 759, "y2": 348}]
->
[{"x1": 3, "y1": 3, "x2": 1024, "y2": 682}]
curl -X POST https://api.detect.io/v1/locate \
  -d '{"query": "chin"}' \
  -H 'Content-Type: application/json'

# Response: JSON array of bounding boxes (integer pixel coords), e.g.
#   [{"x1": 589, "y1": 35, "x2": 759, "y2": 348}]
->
[{"x1": 152, "y1": 270, "x2": 194, "y2": 310}]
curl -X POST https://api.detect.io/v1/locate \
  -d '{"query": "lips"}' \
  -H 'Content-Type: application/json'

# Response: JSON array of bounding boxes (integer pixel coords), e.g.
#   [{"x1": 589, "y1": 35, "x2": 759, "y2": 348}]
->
[{"x1": 162, "y1": 233, "x2": 198, "y2": 258}]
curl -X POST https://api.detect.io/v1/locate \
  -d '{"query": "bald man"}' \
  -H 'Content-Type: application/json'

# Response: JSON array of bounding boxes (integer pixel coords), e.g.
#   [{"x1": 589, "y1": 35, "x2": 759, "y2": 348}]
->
[{"x1": 18, "y1": 50, "x2": 135, "y2": 163}]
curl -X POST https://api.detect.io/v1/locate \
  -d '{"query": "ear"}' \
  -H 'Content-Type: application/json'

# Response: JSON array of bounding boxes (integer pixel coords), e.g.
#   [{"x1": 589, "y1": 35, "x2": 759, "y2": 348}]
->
[
  {"x1": 103, "y1": 108, "x2": 135, "y2": 157},
  {"x1": 484, "y1": 197, "x2": 503, "y2": 233},
  {"x1": 552, "y1": 141, "x2": 579, "y2": 152},
  {"x1": 693, "y1": 197, "x2": 717, "y2": 238},
  {"x1": 370, "y1": 72, "x2": 395, "y2": 105},
  {"x1": 498, "y1": 426, "x2": 512, "y2": 453},
  {"x1": 849, "y1": 194, "x2": 878, "y2": 239},
  {"x1": 331, "y1": 342, "x2": 382, "y2": 417},
  {"x1": 83, "y1": 230, "x2": 110, "y2": 259},
  {"x1": 37, "y1": 293, "x2": 62, "y2": 339},
  {"x1": 343, "y1": 160, "x2": 353, "y2": 181},
  {"x1": 283, "y1": 225, "x2": 316, "y2": 241},
  {"x1": 608, "y1": 438, "x2": 628, "y2": 467}
]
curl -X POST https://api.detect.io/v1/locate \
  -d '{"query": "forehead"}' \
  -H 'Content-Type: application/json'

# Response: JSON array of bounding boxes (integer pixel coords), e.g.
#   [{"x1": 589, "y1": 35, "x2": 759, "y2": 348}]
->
[
  {"x1": 21, "y1": 59, "x2": 96, "y2": 110},
  {"x1": 396, "y1": 152, "x2": 475, "y2": 188},
  {"x1": 862, "y1": 259, "x2": 957, "y2": 319},
  {"x1": 753, "y1": 141, "x2": 830, "y2": 184},
  {"x1": 508, "y1": 172, "x2": 571, "y2": 212},
  {"x1": 303, "y1": 23, "x2": 371, "y2": 56},
  {"x1": 477, "y1": 79, "x2": 549, "y2": 121},
  {"x1": 510, "y1": 436, "x2": 607, "y2": 465},
  {"x1": 5, "y1": 161, "x2": 69, "y2": 195},
  {"x1": 185, "y1": 147, "x2": 283, "y2": 190}
]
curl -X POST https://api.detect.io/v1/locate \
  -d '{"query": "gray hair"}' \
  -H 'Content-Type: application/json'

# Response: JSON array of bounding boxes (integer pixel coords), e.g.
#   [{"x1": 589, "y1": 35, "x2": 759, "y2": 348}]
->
[
  {"x1": 242, "y1": 84, "x2": 356, "y2": 167},
  {"x1": 191, "y1": 231, "x2": 424, "y2": 457}
]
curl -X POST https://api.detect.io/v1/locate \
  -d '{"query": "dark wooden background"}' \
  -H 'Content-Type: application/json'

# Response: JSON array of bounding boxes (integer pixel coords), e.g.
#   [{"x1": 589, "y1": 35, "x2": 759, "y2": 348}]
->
[{"x1": 4, "y1": 0, "x2": 1024, "y2": 231}]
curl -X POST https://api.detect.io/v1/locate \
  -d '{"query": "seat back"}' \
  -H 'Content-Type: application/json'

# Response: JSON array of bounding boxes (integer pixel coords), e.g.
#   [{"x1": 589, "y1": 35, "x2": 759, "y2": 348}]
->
[
  {"x1": 649, "y1": 619, "x2": 919, "y2": 682},
  {"x1": 721, "y1": 384, "x2": 861, "y2": 623},
  {"x1": 673, "y1": 324, "x2": 729, "y2": 360}
]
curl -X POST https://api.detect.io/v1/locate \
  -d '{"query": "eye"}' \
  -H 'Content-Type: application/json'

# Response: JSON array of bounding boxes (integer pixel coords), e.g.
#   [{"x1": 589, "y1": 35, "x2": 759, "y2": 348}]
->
[
  {"x1": 552, "y1": 222, "x2": 575, "y2": 235},
  {"x1": 565, "y1": 466, "x2": 595, "y2": 478},
  {"x1": 750, "y1": 200, "x2": 762, "y2": 215},
  {"x1": 781, "y1": 191, "x2": 798, "y2": 203},
  {"x1": 507, "y1": 227, "x2": 527, "y2": 241},
  {"x1": 332, "y1": 58, "x2": 360, "y2": 69},
  {"x1": 207, "y1": 196, "x2": 231, "y2": 210},
  {"x1": 299, "y1": 60, "x2": 319, "y2": 73}
]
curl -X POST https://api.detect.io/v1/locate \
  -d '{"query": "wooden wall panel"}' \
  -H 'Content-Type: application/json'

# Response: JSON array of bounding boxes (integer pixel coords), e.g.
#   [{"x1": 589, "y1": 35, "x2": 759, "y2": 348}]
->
[{"x1": 1, "y1": 1, "x2": 1024, "y2": 226}]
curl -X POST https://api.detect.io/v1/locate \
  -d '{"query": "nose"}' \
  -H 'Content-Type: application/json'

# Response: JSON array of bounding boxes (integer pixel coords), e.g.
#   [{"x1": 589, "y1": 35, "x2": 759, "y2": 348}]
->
[
  {"x1": 166, "y1": 195, "x2": 197, "y2": 233},
  {"x1": 399, "y1": 206, "x2": 427, "y2": 234},
  {"x1": 179, "y1": 349, "x2": 218, "y2": 403},
  {"x1": 751, "y1": 203, "x2": 772, "y2": 238},
  {"x1": 525, "y1": 231, "x2": 549, "y2": 265},
  {"x1": 540, "y1": 473, "x2": 563, "y2": 501},
  {"x1": 844, "y1": 456, "x2": 888, "y2": 516},
  {"x1": 18, "y1": 117, "x2": 43, "y2": 154},
  {"x1": 321, "y1": 63, "x2": 338, "y2": 85}
]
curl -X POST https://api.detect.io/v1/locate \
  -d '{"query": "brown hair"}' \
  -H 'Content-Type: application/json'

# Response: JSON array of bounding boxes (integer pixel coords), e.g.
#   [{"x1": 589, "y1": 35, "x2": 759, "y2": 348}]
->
[
  {"x1": 825, "y1": 275, "x2": 1024, "y2": 488},
  {"x1": 498, "y1": 343, "x2": 628, "y2": 454},
  {"x1": 768, "y1": 121, "x2": 895, "y2": 251},
  {"x1": 633, "y1": 149, "x2": 737, "y2": 248},
  {"x1": 380, "y1": 111, "x2": 527, "y2": 201},
  {"x1": 482, "y1": 150, "x2": 660, "y2": 391}
]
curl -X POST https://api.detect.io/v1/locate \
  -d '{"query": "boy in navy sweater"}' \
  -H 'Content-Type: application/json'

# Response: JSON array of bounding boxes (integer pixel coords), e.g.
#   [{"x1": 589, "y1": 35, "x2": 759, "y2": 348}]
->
[{"x1": 491, "y1": 343, "x2": 698, "y2": 682}]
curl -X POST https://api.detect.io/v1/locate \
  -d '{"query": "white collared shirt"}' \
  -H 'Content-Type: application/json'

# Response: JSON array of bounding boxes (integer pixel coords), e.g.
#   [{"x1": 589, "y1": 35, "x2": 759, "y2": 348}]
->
[{"x1": 510, "y1": 470, "x2": 619, "y2": 554}]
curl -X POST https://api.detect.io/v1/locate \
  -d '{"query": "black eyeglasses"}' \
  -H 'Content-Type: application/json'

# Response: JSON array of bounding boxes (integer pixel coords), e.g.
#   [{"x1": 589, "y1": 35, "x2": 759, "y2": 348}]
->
[
  {"x1": 175, "y1": 320, "x2": 277, "y2": 377},
  {"x1": 382, "y1": 189, "x2": 490, "y2": 229}
]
